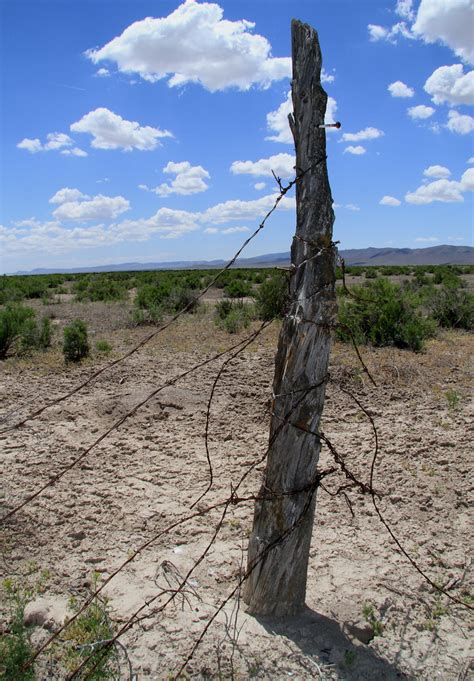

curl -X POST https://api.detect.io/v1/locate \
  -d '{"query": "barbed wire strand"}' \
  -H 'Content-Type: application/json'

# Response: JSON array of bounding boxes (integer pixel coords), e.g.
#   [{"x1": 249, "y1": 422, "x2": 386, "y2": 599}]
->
[
  {"x1": 335, "y1": 380, "x2": 473, "y2": 610},
  {"x1": 22, "y1": 370, "x2": 338, "y2": 672},
  {"x1": 3, "y1": 153, "x2": 471, "y2": 681},
  {"x1": 0, "y1": 321, "x2": 273, "y2": 525},
  {"x1": 189, "y1": 318, "x2": 276, "y2": 510},
  {"x1": 0, "y1": 156, "x2": 327, "y2": 436}
]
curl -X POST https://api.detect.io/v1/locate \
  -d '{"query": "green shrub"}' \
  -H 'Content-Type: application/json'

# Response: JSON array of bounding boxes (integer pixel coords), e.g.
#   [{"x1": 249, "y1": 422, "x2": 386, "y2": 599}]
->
[
  {"x1": 214, "y1": 300, "x2": 255, "y2": 333},
  {"x1": 0, "y1": 568, "x2": 50, "y2": 680},
  {"x1": 0, "y1": 579, "x2": 36, "y2": 680},
  {"x1": 135, "y1": 283, "x2": 171, "y2": 310},
  {"x1": 432, "y1": 267, "x2": 464, "y2": 288},
  {"x1": 222, "y1": 306, "x2": 253, "y2": 333},
  {"x1": 215, "y1": 299, "x2": 234, "y2": 320},
  {"x1": 224, "y1": 279, "x2": 252, "y2": 298},
  {"x1": 337, "y1": 278, "x2": 436, "y2": 352},
  {"x1": 429, "y1": 286, "x2": 473, "y2": 329},
  {"x1": 166, "y1": 287, "x2": 199, "y2": 313},
  {"x1": 59, "y1": 573, "x2": 116, "y2": 680},
  {"x1": 254, "y1": 271, "x2": 288, "y2": 320},
  {"x1": 365, "y1": 268, "x2": 378, "y2": 279},
  {"x1": 130, "y1": 307, "x2": 162, "y2": 326},
  {"x1": 95, "y1": 340, "x2": 112, "y2": 354},
  {"x1": 63, "y1": 320, "x2": 89, "y2": 362},
  {"x1": 20, "y1": 316, "x2": 53, "y2": 354},
  {"x1": 0, "y1": 305, "x2": 52, "y2": 359},
  {"x1": 73, "y1": 275, "x2": 127, "y2": 302}
]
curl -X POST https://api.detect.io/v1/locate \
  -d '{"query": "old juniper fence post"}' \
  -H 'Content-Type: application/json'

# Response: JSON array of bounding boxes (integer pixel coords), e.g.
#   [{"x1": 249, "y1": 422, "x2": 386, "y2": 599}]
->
[{"x1": 243, "y1": 19, "x2": 337, "y2": 616}]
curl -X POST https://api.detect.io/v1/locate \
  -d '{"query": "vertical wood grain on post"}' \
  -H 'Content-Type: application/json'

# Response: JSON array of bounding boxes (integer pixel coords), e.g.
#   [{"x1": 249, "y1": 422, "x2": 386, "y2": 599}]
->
[{"x1": 243, "y1": 20, "x2": 337, "y2": 616}]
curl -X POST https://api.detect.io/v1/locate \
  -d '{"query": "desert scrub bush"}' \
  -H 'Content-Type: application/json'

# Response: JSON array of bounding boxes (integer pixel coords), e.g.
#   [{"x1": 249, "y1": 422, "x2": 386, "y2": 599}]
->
[
  {"x1": 63, "y1": 320, "x2": 89, "y2": 362},
  {"x1": 0, "y1": 304, "x2": 53, "y2": 360},
  {"x1": 58, "y1": 573, "x2": 117, "y2": 680},
  {"x1": 20, "y1": 316, "x2": 53, "y2": 354},
  {"x1": 432, "y1": 266, "x2": 465, "y2": 287},
  {"x1": 428, "y1": 285, "x2": 473, "y2": 330},
  {"x1": 224, "y1": 279, "x2": 252, "y2": 298},
  {"x1": 73, "y1": 275, "x2": 127, "y2": 302},
  {"x1": 445, "y1": 388, "x2": 460, "y2": 410},
  {"x1": 215, "y1": 298, "x2": 234, "y2": 320},
  {"x1": 166, "y1": 287, "x2": 199, "y2": 313},
  {"x1": 130, "y1": 306, "x2": 162, "y2": 326},
  {"x1": 254, "y1": 271, "x2": 288, "y2": 320},
  {"x1": 337, "y1": 278, "x2": 436, "y2": 352},
  {"x1": 0, "y1": 566, "x2": 50, "y2": 680},
  {"x1": 95, "y1": 340, "x2": 112, "y2": 354},
  {"x1": 214, "y1": 300, "x2": 255, "y2": 333}
]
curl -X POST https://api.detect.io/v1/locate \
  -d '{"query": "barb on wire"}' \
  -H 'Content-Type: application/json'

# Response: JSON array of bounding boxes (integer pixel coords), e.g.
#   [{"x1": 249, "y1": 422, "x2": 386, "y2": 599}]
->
[
  {"x1": 68, "y1": 465, "x2": 332, "y2": 681},
  {"x1": 1, "y1": 155, "x2": 326, "y2": 436},
  {"x1": 190, "y1": 319, "x2": 275, "y2": 510},
  {"x1": 22, "y1": 370, "x2": 336, "y2": 674},
  {"x1": 335, "y1": 378, "x2": 474, "y2": 611}
]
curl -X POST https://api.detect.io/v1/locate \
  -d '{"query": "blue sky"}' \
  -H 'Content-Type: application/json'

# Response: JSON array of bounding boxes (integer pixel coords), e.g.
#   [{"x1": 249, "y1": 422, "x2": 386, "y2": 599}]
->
[{"x1": 1, "y1": 0, "x2": 473, "y2": 273}]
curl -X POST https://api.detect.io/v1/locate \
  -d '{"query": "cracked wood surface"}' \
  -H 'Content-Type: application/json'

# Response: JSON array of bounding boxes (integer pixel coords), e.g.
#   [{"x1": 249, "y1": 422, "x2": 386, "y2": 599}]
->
[{"x1": 244, "y1": 19, "x2": 337, "y2": 616}]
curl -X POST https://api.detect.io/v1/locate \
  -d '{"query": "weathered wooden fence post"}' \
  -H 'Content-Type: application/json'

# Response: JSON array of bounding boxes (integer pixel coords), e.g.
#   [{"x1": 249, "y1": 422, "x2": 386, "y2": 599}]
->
[{"x1": 243, "y1": 19, "x2": 337, "y2": 616}]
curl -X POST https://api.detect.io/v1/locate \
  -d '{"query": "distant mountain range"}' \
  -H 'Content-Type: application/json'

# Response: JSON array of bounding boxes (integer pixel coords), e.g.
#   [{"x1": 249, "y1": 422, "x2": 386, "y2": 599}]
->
[{"x1": 13, "y1": 245, "x2": 473, "y2": 275}]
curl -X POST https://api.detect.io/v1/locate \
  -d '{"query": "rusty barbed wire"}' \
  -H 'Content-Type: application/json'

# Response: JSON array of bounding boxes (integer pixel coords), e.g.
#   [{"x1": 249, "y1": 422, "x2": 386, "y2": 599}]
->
[
  {"x1": 3, "y1": 154, "x2": 472, "y2": 681},
  {"x1": 0, "y1": 321, "x2": 273, "y2": 525},
  {"x1": 0, "y1": 155, "x2": 327, "y2": 437}
]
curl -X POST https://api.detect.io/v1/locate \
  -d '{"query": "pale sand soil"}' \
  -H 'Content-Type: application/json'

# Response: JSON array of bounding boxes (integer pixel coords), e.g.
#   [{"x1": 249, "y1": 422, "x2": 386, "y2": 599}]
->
[{"x1": 0, "y1": 306, "x2": 473, "y2": 680}]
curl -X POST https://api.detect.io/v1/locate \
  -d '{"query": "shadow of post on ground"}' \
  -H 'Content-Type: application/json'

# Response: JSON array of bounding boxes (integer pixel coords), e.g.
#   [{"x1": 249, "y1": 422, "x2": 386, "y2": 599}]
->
[{"x1": 254, "y1": 606, "x2": 411, "y2": 680}]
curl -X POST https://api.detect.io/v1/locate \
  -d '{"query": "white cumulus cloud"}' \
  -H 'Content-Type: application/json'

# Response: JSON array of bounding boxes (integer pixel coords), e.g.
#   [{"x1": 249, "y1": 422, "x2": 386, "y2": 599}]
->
[
  {"x1": 147, "y1": 161, "x2": 210, "y2": 196},
  {"x1": 415, "y1": 236, "x2": 440, "y2": 242},
  {"x1": 341, "y1": 127, "x2": 384, "y2": 142},
  {"x1": 17, "y1": 138, "x2": 43, "y2": 153},
  {"x1": 396, "y1": 0, "x2": 415, "y2": 21},
  {"x1": 266, "y1": 92, "x2": 338, "y2": 144},
  {"x1": 201, "y1": 193, "x2": 294, "y2": 224},
  {"x1": 61, "y1": 147, "x2": 88, "y2": 157},
  {"x1": 406, "y1": 166, "x2": 474, "y2": 204},
  {"x1": 254, "y1": 182, "x2": 266, "y2": 191},
  {"x1": 49, "y1": 188, "x2": 90, "y2": 204},
  {"x1": 408, "y1": 104, "x2": 435, "y2": 119},
  {"x1": 413, "y1": 0, "x2": 474, "y2": 65},
  {"x1": 423, "y1": 165, "x2": 451, "y2": 178},
  {"x1": 221, "y1": 226, "x2": 250, "y2": 234},
  {"x1": 17, "y1": 132, "x2": 73, "y2": 153},
  {"x1": 405, "y1": 179, "x2": 463, "y2": 204},
  {"x1": 460, "y1": 167, "x2": 474, "y2": 190},
  {"x1": 368, "y1": 21, "x2": 414, "y2": 43},
  {"x1": 388, "y1": 80, "x2": 415, "y2": 97},
  {"x1": 380, "y1": 195, "x2": 401, "y2": 206},
  {"x1": 424, "y1": 64, "x2": 474, "y2": 105},
  {"x1": 70, "y1": 108, "x2": 173, "y2": 151},
  {"x1": 266, "y1": 91, "x2": 293, "y2": 144},
  {"x1": 344, "y1": 145, "x2": 366, "y2": 155},
  {"x1": 230, "y1": 153, "x2": 294, "y2": 178},
  {"x1": 85, "y1": 0, "x2": 291, "y2": 92},
  {"x1": 110, "y1": 207, "x2": 199, "y2": 240},
  {"x1": 52, "y1": 194, "x2": 130, "y2": 220},
  {"x1": 446, "y1": 109, "x2": 474, "y2": 134}
]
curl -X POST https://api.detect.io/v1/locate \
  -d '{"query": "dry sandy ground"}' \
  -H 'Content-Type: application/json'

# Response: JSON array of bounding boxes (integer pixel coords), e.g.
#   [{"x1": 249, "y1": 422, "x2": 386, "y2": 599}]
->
[{"x1": 0, "y1": 302, "x2": 473, "y2": 680}]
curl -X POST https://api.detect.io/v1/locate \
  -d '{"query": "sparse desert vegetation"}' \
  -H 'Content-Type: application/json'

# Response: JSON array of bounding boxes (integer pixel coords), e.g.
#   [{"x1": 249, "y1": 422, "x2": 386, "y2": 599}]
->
[{"x1": 0, "y1": 265, "x2": 473, "y2": 679}]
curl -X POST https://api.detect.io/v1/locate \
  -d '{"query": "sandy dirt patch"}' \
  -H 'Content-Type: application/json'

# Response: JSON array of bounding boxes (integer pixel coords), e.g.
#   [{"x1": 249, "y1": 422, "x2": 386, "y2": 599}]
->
[{"x1": 0, "y1": 310, "x2": 473, "y2": 680}]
